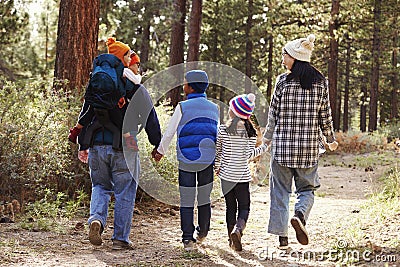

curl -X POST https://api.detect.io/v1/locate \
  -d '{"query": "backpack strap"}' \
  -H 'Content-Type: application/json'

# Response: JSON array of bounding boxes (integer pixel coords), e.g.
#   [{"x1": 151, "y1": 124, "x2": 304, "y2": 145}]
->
[{"x1": 82, "y1": 108, "x2": 121, "y2": 149}]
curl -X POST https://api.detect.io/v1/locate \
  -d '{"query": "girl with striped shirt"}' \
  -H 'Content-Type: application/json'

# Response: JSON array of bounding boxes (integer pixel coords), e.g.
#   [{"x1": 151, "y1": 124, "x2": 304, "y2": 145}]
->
[{"x1": 215, "y1": 93, "x2": 268, "y2": 251}]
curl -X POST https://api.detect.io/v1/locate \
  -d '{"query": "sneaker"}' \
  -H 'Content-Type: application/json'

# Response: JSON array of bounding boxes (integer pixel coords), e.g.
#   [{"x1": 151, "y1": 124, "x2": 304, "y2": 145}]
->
[
  {"x1": 290, "y1": 211, "x2": 309, "y2": 245},
  {"x1": 195, "y1": 226, "x2": 207, "y2": 243},
  {"x1": 183, "y1": 239, "x2": 195, "y2": 251},
  {"x1": 112, "y1": 239, "x2": 134, "y2": 250},
  {"x1": 88, "y1": 220, "x2": 102, "y2": 246},
  {"x1": 196, "y1": 233, "x2": 207, "y2": 243},
  {"x1": 278, "y1": 236, "x2": 289, "y2": 250}
]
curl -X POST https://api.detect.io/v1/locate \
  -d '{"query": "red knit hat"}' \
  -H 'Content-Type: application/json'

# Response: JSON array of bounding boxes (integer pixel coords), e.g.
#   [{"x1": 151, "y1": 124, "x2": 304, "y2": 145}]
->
[
  {"x1": 106, "y1": 37, "x2": 130, "y2": 66},
  {"x1": 129, "y1": 51, "x2": 141, "y2": 67}
]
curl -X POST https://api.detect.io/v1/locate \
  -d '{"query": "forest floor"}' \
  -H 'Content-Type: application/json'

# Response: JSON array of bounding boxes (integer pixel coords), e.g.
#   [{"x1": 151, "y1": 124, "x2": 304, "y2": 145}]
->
[{"x1": 0, "y1": 151, "x2": 399, "y2": 267}]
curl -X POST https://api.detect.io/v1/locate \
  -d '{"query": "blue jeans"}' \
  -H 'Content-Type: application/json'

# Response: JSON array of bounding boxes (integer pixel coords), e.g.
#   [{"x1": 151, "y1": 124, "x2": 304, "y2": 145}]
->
[
  {"x1": 178, "y1": 164, "x2": 214, "y2": 242},
  {"x1": 88, "y1": 145, "x2": 139, "y2": 243},
  {"x1": 268, "y1": 159, "x2": 320, "y2": 236}
]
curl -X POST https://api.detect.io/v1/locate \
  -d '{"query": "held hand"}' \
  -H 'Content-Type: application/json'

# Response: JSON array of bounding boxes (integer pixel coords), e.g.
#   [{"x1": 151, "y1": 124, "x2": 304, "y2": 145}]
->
[
  {"x1": 215, "y1": 168, "x2": 220, "y2": 176},
  {"x1": 78, "y1": 150, "x2": 88, "y2": 163},
  {"x1": 151, "y1": 148, "x2": 163, "y2": 162},
  {"x1": 124, "y1": 134, "x2": 139, "y2": 151},
  {"x1": 151, "y1": 148, "x2": 158, "y2": 159},
  {"x1": 263, "y1": 138, "x2": 272, "y2": 146},
  {"x1": 328, "y1": 141, "x2": 338, "y2": 151},
  {"x1": 118, "y1": 97, "x2": 126, "y2": 108},
  {"x1": 68, "y1": 126, "x2": 82, "y2": 144}
]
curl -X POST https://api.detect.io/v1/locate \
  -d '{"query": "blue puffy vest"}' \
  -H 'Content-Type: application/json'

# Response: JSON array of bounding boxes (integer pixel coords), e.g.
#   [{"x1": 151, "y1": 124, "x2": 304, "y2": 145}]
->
[{"x1": 177, "y1": 93, "x2": 219, "y2": 166}]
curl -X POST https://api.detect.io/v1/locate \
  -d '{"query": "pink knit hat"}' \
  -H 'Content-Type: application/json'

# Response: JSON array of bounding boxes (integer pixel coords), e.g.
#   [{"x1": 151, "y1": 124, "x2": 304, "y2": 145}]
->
[{"x1": 229, "y1": 93, "x2": 256, "y2": 119}]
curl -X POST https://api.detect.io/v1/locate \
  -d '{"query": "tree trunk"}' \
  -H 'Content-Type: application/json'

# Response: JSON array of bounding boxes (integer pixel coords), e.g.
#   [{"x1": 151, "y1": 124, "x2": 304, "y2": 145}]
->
[
  {"x1": 390, "y1": 16, "x2": 398, "y2": 120},
  {"x1": 187, "y1": 0, "x2": 202, "y2": 65},
  {"x1": 368, "y1": 0, "x2": 381, "y2": 132},
  {"x1": 140, "y1": 22, "x2": 151, "y2": 73},
  {"x1": 360, "y1": 80, "x2": 367, "y2": 132},
  {"x1": 328, "y1": 0, "x2": 340, "y2": 131},
  {"x1": 267, "y1": 35, "x2": 273, "y2": 102},
  {"x1": 244, "y1": 0, "x2": 253, "y2": 94},
  {"x1": 54, "y1": 0, "x2": 100, "y2": 95},
  {"x1": 343, "y1": 34, "x2": 351, "y2": 132},
  {"x1": 44, "y1": 4, "x2": 49, "y2": 76},
  {"x1": 168, "y1": 0, "x2": 186, "y2": 107},
  {"x1": 211, "y1": 2, "x2": 221, "y2": 117}
]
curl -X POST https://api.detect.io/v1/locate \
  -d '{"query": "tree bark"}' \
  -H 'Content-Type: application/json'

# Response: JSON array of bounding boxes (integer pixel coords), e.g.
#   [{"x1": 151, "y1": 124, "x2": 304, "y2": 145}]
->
[
  {"x1": 360, "y1": 80, "x2": 367, "y2": 132},
  {"x1": 168, "y1": 0, "x2": 186, "y2": 107},
  {"x1": 343, "y1": 34, "x2": 351, "y2": 132},
  {"x1": 266, "y1": 35, "x2": 273, "y2": 102},
  {"x1": 328, "y1": 0, "x2": 340, "y2": 131},
  {"x1": 140, "y1": 23, "x2": 151, "y2": 73},
  {"x1": 390, "y1": 15, "x2": 398, "y2": 120},
  {"x1": 368, "y1": 0, "x2": 381, "y2": 132},
  {"x1": 244, "y1": 0, "x2": 253, "y2": 94},
  {"x1": 54, "y1": 0, "x2": 100, "y2": 95},
  {"x1": 187, "y1": 0, "x2": 202, "y2": 65}
]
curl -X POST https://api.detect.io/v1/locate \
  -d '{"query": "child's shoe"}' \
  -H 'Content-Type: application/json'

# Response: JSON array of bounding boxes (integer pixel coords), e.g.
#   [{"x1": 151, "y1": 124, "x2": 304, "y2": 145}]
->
[
  {"x1": 231, "y1": 218, "x2": 246, "y2": 251},
  {"x1": 227, "y1": 225, "x2": 234, "y2": 247},
  {"x1": 183, "y1": 239, "x2": 195, "y2": 251},
  {"x1": 195, "y1": 226, "x2": 207, "y2": 243}
]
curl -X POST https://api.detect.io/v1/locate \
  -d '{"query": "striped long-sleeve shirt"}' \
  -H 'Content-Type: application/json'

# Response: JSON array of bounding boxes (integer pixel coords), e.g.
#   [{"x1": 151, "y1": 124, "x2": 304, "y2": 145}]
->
[
  {"x1": 264, "y1": 73, "x2": 335, "y2": 168},
  {"x1": 215, "y1": 123, "x2": 268, "y2": 183}
]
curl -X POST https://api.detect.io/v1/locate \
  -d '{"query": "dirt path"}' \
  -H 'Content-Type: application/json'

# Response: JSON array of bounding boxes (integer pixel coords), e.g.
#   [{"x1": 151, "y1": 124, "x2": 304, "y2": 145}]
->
[{"x1": 1, "y1": 153, "x2": 399, "y2": 267}]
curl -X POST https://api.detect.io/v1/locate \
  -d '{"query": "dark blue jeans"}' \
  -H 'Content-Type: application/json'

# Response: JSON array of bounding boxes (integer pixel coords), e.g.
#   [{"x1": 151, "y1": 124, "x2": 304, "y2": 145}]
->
[
  {"x1": 178, "y1": 164, "x2": 214, "y2": 242},
  {"x1": 221, "y1": 180, "x2": 250, "y2": 226}
]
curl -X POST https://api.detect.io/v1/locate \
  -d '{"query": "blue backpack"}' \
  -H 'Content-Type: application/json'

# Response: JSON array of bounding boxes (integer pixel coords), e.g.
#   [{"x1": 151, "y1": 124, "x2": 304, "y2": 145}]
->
[{"x1": 84, "y1": 54, "x2": 125, "y2": 109}]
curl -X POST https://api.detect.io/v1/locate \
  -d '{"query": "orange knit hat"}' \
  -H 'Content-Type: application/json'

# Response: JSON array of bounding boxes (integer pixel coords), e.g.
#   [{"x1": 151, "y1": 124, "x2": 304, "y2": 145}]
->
[
  {"x1": 106, "y1": 37, "x2": 130, "y2": 66},
  {"x1": 129, "y1": 51, "x2": 141, "y2": 67}
]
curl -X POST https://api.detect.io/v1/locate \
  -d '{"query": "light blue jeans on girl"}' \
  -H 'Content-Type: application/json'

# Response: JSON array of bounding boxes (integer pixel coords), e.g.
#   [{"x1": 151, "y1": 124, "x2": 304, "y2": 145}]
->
[
  {"x1": 268, "y1": 159, "x2": 320, "y2": 237},
  {"x1": 87, "y1": 145, "x2": 139, "y2": 244}
]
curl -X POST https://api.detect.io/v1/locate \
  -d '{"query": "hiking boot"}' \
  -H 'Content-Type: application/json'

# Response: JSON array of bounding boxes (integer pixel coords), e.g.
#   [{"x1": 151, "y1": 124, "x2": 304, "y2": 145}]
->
[
  {"x1": 112, "y1": 239, "x2": 134, "y2": 250},
  {"x1": 231, "y1": 218, "x2": 246, "y2": 251},
  {"x1": 88, "y1": 220, "x2": 102, "y2": 246},
  {"x1": 290, "y1": 210, "x2": 309, "y2": 245},
  {"x1": 278, "y1": 236, "x2": 289, "y2": 250},
  {"x1": 227, "y1": 225, "x2": 235, "y2": 247},
  {"x1": 183, "y1": 239, "x2": 195, "y2": 251},
  {"x1": 195, "y1": 226, "x2": 207, "y2": 243}
]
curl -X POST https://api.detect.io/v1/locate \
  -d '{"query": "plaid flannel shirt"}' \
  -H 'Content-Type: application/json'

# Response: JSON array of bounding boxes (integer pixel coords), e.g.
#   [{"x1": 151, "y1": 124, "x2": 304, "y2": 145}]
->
[{"x1": 264, "y1": 73, "x2": 335, "y2": 168}]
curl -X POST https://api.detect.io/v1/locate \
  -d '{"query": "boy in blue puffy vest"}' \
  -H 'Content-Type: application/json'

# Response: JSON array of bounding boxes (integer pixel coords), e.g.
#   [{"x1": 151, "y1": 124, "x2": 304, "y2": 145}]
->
[{"x1": 153, "y1": 70, "x2": 219, "y2": 251}]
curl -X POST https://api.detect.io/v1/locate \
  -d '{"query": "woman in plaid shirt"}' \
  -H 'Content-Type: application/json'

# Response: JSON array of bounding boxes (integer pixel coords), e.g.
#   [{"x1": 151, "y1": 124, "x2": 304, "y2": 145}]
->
[{"x1": 264, "y1": 34, "x2": 338, "y2": 249}]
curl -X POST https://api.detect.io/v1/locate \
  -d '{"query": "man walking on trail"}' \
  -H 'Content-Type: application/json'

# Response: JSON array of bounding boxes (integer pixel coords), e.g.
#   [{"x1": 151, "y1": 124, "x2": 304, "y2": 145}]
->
[
  {"x1": 76, "y1": 38, "x2": 161, "y2": 250},
  {"x1": 264, "y1": 34, "x2": 338, "y2": 249}
]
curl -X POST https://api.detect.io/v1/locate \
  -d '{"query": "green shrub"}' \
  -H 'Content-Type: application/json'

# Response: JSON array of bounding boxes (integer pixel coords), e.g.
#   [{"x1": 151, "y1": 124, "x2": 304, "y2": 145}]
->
[
  {"x1": 378, "y1": 166, "x2": 400, "y2": 200},
  {"x1": 378, "y1": 120, "x2": 400, "y2": 143},
  {"x1": 0, "y1": 79, "x2": 88, "y2": 202},
  {"x1": 20, "y1": 188, "x2": 89, "y2": 232}
]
